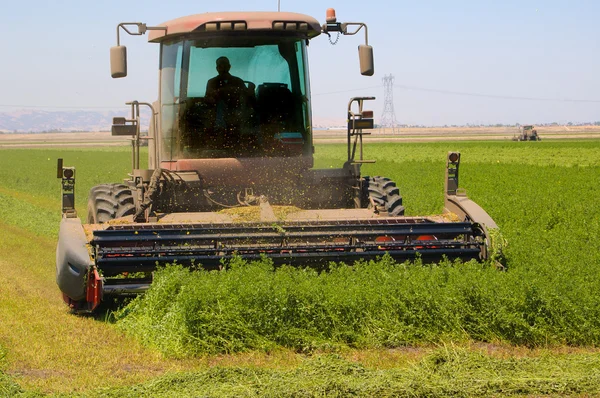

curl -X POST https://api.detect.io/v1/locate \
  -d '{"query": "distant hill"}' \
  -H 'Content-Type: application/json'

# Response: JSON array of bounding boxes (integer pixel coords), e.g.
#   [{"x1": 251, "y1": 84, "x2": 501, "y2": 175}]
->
[
  {"x1": 0, "y1": 110, "x2": 347, "y2": 133},
  {"x1": 0, "y1": 110, "x2": 150, "y2": 133}
]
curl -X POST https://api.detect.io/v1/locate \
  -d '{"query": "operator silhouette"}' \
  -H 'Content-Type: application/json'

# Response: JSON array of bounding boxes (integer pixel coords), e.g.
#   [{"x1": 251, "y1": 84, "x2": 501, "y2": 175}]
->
[
  {"x1": 205, "y1": 57, "x2": 247, "y2": 103},
  {"x1": 205, "y1": 56, "x2": 255, "y2": 129},
  {"x1": 204, "y1": 57, "x2": 257, "y2": 153}
]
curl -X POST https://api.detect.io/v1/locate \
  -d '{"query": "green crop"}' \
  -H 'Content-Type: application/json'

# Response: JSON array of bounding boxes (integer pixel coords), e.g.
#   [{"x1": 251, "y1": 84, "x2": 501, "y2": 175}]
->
[
  {"x1": 2, "y1": 141, "x2": 600, "y2": 359},
  {"x1": 0, "y1": 147, "x2": 144, "y2": 236},
  {"x1": 114, "y1": 140, "x2": 600, "y2": 355}
]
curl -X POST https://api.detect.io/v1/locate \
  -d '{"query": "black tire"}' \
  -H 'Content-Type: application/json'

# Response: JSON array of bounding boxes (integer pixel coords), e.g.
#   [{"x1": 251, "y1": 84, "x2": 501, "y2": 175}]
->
[
  {"x1": 364, "y1": 176, "x2": 405, "y2": 216},
  {"x1": 87, "y1": 183, "x2": 136, "y2": 224}
]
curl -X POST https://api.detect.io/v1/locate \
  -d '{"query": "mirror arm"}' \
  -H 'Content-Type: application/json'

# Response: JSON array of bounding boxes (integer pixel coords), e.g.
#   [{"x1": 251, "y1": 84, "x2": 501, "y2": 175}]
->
[
  {"x1": 116, "y1": 22, "x2": 166, "y2": 45},
  {"x1": 340, "y1": 22, "x2": 369, "y2": 45}
]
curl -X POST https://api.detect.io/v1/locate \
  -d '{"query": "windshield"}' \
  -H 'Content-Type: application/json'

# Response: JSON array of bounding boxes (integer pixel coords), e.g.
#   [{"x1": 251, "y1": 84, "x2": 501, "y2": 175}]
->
[{"x1": 160, "y1": 37, "x2": 311, "y2": 161}]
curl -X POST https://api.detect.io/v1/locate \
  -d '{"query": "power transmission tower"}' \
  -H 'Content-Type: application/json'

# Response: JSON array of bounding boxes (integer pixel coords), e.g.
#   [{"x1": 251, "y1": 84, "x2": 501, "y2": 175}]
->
[{"x1": 379, "y1": 74, "x2": 399, "y2": 134}]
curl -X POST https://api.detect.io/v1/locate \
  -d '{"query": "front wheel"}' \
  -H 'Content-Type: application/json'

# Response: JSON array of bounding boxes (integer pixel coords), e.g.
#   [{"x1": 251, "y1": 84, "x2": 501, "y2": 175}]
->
[
  {"x1": 363, "y1": 176, "x2": 405, "y2": 216},
  {"x1": 87, "y1": 183, "x2": 135, "y2": 224}
]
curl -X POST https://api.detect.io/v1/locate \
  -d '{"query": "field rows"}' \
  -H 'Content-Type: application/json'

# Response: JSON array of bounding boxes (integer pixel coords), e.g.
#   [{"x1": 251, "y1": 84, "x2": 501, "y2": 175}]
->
[{"x1": 1, "y1": 140, "x2": 600, "y2": 395}]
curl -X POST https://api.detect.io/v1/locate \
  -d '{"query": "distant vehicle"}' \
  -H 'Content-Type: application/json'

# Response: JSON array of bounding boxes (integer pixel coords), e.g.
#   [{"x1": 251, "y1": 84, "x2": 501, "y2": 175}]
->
[{"x1": 513, "y1": 125, "x2": 541, "y2": 141}]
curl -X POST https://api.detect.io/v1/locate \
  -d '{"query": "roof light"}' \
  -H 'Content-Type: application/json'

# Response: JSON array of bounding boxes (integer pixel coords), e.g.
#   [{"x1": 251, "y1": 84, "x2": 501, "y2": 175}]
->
[{"x1": 326, "y1": 8, "x2": 337, "y2": 23}]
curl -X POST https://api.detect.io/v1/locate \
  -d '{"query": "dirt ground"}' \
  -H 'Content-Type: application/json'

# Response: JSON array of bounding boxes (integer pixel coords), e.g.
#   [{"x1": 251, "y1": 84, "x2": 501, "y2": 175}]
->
[
  {"x1": 0, "y1": 131, "x2": 129, "y2": 148},
  {"x1": 1, "y1": 125, "x2": 599, "y2": 148}
]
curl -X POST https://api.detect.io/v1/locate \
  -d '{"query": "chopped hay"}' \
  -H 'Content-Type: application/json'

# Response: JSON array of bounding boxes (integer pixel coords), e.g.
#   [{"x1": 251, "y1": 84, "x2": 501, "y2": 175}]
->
[{"x1": 219, "y1": 205, "x2": 302, "y2": 222}]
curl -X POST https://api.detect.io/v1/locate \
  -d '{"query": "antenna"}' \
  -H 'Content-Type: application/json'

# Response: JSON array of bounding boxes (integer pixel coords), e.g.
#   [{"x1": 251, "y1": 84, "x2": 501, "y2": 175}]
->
[
  {"x1": 379, "y1": 74, "x2": 399, "y2": 134},
  {"x1": 278, "y1": 0, "x2": 280, "y2": 11}
]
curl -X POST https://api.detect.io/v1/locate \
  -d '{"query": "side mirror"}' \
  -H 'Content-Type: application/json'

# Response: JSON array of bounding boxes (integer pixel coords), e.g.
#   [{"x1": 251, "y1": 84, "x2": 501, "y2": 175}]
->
[
  {"x1": 358, "y1": 45, "x2": 374, "y2": 76},
  {"x1": 110, "y1": 46, "x2": 127, "y2": 78},
  {"x1": 111, "y1": 117, "x2": 137, "y2": 136}
]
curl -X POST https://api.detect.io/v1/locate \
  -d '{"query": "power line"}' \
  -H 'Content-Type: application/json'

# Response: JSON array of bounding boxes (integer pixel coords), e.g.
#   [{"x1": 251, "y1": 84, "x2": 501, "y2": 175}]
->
[
  {"x1": 315, "y1": 84, "x2": 600, "y2": 103},
  {"x1": 394, "y1": 84, "x2": 600, "y2": 103}
]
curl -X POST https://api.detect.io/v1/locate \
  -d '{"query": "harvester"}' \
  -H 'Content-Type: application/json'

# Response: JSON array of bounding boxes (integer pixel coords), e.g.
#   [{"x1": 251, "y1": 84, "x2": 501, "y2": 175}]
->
[
  {"x1": 56, "y1": 9, "x2": 499, "y2": 313},
  {"x1": 512, "y1": 125, "x2": 541, "y2": 141}
]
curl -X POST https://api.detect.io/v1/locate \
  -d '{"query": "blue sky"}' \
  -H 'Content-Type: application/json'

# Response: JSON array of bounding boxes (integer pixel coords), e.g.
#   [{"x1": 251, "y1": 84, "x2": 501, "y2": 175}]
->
[{"x1": 0, "y1": 0, "x2": 598, "y2": 125}]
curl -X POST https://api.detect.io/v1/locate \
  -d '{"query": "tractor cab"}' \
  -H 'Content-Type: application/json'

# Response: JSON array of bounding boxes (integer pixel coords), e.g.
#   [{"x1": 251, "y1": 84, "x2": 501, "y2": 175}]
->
[{"x1": 110, "y1": 12, "x2": 374, "y2": 171}]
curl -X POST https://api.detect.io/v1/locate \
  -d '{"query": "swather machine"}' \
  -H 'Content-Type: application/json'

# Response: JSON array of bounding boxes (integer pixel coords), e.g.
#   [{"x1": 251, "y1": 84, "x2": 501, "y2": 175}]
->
[{"x1": 56, "y1": 9, "x2": 499, "y2": 312}]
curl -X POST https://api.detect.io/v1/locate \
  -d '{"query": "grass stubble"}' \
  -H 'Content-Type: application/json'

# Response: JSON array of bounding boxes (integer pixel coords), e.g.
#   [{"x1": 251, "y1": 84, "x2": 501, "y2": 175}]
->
[{"x1": 1, "y1": 141, "x2": 600, "y2": 396}]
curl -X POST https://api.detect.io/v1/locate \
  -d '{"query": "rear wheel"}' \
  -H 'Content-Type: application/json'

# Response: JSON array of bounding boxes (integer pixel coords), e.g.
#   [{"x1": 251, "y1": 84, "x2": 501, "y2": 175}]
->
[
  {"x1": 87, "y1": 183, "x2": 136, "y2": 223},
  {"x1": 364, "y1": 176, "x2": 405, "y2": 216}
]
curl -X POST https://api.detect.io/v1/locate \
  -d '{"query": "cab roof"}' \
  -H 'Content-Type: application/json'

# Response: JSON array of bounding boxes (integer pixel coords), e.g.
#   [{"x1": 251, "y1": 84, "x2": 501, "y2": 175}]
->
[{"x1": 148, "y1": 11, "x2": 322, "y2": 42}]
